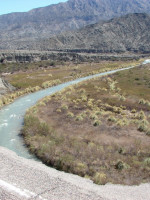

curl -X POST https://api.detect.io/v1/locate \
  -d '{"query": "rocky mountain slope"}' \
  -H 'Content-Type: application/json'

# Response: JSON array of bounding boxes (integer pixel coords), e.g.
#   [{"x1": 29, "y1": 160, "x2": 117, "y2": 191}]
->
[
  {"x1": 23, "y1": 13, "x2": 150, "y2": 54},
  {"x1": 0, "y1": 0, "x2": 150, "y2": 50}
]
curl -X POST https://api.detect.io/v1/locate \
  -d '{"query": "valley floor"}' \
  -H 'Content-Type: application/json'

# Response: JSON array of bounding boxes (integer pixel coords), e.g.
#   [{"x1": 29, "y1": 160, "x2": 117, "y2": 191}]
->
[
  {"x1": 23, "y1": 63, "x2": 150, "y2": 185},
  {"x1": 0, "y1": 59, "x2": 150, "y2": 196}
]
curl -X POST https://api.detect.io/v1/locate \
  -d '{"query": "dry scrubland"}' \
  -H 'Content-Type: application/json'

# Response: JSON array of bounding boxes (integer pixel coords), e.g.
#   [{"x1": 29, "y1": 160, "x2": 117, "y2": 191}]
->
[
  {"x1": 0, "y1": 59, "x2": 140, "y2": 107},
  {"x1": 22, "y1": 62, "x2": 150, "y2": 185}
]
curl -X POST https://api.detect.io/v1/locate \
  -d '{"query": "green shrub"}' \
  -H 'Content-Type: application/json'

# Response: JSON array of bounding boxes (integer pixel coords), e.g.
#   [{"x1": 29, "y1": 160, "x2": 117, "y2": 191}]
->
[
  {"x1": 138, "y1": 111, "x2": 146, "y2": 120},
  {"x1": 146, "y1": 129, "x2": 150, "y2": 136},
  {"x1": 93, "y1": 172, "x2": 107, "y2": 185},
  {"x1": 93, "y1": 120, "x2": 101, "y2": 126},
  {"x1": 116, "y1": 118, "x2": 129, "y2": 127},
  {"x1": 75, "y1": 162, "x2": 88, "y2": 176},
  {"x1": 108, "y1": 116, "x2": 117, "y2": 123},
  {"x1": 61, "y1": 104, "x2": 68, "y2": 110},
  {"x1": 37, "y1": 101, "x2": 46, "y2": 107},
  {"x1": 56, "y1": 108, "x2": 62, "y2": 113},
  {"x1": 115, "y1": 160, "x2": 129, "y2": 170},
  {"x1": 90, "y1": 114, "x2": 98, "y2": 120},
  {"x1": 67, "y1": 112, "x2": 74, "y2": 118},
  {"x1": 139, "y1": 99, "x2": 146, "y2": 105},
  {"x1": 119, "y1": 95, "x2": 126, "y2": 101},
  {"x1": 75, "y1": 115, "x2": 84, "y2": 121},
  {"x1": 131, "y1": 109, "x2": 136, "y2": 114},
  {"x1": 138, "y1": 119, "x2": 149, "y2": 132},
  {"x1": 143, "y1": 158, "x2": 150, "y2": 167}
]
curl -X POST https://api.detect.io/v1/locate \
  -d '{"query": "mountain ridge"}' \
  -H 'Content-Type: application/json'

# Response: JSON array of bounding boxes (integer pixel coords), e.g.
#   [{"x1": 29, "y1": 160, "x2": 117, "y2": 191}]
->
[
  {"x1": 4, "y1": 13, "x2": 150, "y2": 54},
  {"x1": 37, "y1": 13, "x2": 150, "y2": 53},
  {"x1": 0, "y1": 0, "x2": 150, "y2": 50}
]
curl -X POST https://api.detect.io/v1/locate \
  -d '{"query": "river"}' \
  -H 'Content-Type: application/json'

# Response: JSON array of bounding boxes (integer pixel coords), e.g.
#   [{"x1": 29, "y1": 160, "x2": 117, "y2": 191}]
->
[{"x1": 0, "y1": 60, "x2": 149, "y2": 159}]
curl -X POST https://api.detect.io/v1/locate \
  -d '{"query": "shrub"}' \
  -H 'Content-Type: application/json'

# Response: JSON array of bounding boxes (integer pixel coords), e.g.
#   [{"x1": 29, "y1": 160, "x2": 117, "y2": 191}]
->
[
  {"x1": 61, "y1": 104, "x2": 68, "y2": 110},
  {"x1": 138, "y1": 124, "x2": 147, "y2": 132},
  {"x1": 120, "y1": 105, "x2": 126, "y2": 110},
  {"x1": 138, "y1": 111, "x2": 146, "y2": 120},
  {"x1": 37, "y1": 101, "x2": 46, "y2": 107},
  {"x1": 75, "y1": 115, "x2": 84, "y2": 121},
  {"x1": 56, "y1": 108, "x2": 62, "y2": 113},
  {"x1": 75, "y1": 162, "x2": 88, "y2": 176},
  {"x1": 116, "y1": 118, "x2": 129, "y2": 127},
  {"x1": 80, "y1": 112, "x2": 87, "y2": 118},
  {"x1": 67, "y1": 112, "x2": 74, "y2": 118},
  {"x1": 0, "y1": 99, "x2": 3, "y2": 107},
  {"x1": 139, "y1": 99, "x2": 146, "y2": 105},
  {"x1": 119, "y1": 95, "x2": 126, "y2": 101},
  {"x1": 93, "y1": 172, "x2": 107, "y2": 185},
  {"x1": 48, "y1": 73, "x2": 53, "y2": 77},
  {"x1": 87, "y1": 101, "x2": 93, "y2": 108},
  {"x1": 115, "y1": 160, "x2": 129, "y2": 170},
  {"x1": 90, "y1": 114, "x2": 98, "y2": 120},
  {"x1": 145, "y1": 101, "x2": 150, "y2": 107},
  {"x1": 30, "y1": 106, "x2": 38, "y2": 114},
  {"x1": 39, "y1": 122, "x2": 50, "y2": 136},
  {"x1": 81, "y1": 95, "x2": 87, "y2": 102},
  {"x1": 146, "y1": 129, "x2": 150, "y2": 136},
  {"x1": 79, "y1": 88, "x2": 86, "y2": 94},
  {"x1": 113, "y1": 106, "x2": 122, "y2": 114},
  {"x1": 138, "y1": 119, "x2": 149, "y2": 132},
  {"x1": 143, "y1": 158, "x2": 150, "y2": 166},
  {"x1": 93, "y1": 120, "x2": 101, "y2": 126},
  {"x1": 131, "y1": 109, "x2": 136, "y2": 114},
  {"x1": 108, "y1": 116, "x2": 117, "y2": 123}
]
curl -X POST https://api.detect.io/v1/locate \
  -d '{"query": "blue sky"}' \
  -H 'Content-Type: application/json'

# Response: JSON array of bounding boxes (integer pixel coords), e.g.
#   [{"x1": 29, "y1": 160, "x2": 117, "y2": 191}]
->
[{"x1": 0, "y1": 0, "x2": 67, "y2": 15}]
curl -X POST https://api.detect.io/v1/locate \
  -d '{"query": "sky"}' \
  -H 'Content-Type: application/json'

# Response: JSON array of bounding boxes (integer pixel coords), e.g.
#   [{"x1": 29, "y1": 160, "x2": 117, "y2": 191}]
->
[{"x1": 0, "y1": 0, "x2": 68, "y2": 15}]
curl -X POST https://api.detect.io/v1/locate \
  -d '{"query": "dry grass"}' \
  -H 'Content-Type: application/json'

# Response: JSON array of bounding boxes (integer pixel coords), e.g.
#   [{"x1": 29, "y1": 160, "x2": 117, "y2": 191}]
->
[
  {"x1": 22, "y1": 63, "x2": 150, "y2": 185},
  {"x1": 0, "y1": 59, "x2": 141, "y2": 108},
  {"x1": 5, "y1": 59, "x2": 141, "y2": 89}
]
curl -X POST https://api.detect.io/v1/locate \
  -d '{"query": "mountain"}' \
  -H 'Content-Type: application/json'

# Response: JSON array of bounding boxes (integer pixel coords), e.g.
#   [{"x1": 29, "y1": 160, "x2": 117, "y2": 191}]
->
[
  {"x1": 11, "y1": 13, "x2": 150, "y2": 54},
  {"x1": 0, "y1": 0, "x2": 150, "y2": 50}
]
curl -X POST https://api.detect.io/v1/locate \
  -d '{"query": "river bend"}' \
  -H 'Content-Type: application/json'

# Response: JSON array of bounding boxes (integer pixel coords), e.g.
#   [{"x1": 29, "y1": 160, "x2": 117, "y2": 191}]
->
[{"x1": 0, "y1": 60, "x2": 149, "y2": 159}]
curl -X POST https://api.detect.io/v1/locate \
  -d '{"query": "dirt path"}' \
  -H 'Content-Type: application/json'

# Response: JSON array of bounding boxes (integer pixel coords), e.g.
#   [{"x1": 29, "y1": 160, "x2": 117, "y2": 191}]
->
[{"x1": 0, "y1": 147, "x2": 150, "y2": 200}]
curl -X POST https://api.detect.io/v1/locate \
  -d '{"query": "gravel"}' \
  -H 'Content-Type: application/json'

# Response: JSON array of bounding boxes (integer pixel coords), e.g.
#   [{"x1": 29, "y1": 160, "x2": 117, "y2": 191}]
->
[{"x1": 0, "y1": 147, "x2": 150, "y2": 200}]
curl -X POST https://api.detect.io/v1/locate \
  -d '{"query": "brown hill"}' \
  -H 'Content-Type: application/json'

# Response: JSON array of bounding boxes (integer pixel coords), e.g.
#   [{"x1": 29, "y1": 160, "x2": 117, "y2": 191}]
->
[
  {"x1": 24, "y1": 13, "x2": 150, "y2": 54},
  {"x1": 0, "y1": 0, "x2": 150, "y2": 50}
]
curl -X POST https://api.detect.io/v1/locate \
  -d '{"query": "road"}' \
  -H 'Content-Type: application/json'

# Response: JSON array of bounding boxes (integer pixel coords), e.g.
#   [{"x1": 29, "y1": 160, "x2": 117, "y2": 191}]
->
[{"x1": 0, "y1": 147, "x2": 150, "y2": 200}]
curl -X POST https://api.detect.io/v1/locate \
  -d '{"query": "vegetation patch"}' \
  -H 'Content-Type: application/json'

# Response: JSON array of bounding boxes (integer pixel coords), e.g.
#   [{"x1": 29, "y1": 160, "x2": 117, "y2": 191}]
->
[
  {"x1": 0, "y1": 59, "x2": 141, "y2": 108},
  {"x1": 22, "y1": 63, "x2": 150, "y2": 185}
]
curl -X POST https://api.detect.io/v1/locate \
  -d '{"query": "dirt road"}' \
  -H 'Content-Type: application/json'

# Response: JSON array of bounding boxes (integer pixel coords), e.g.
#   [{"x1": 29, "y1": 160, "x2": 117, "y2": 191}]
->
[{"x1": 0, "y1": 147, "x2": 150, "y2": 200}]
